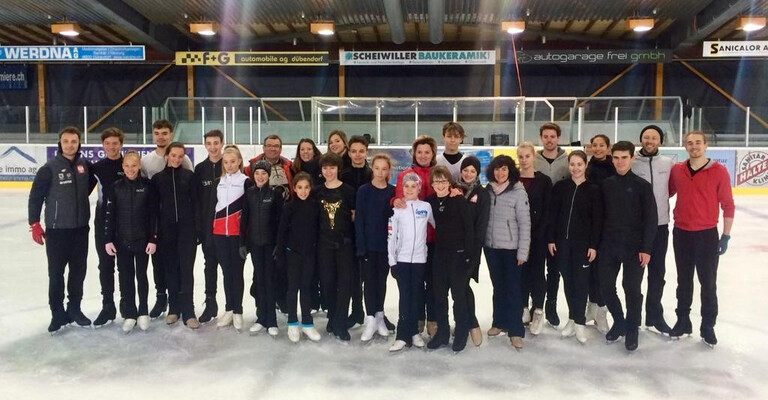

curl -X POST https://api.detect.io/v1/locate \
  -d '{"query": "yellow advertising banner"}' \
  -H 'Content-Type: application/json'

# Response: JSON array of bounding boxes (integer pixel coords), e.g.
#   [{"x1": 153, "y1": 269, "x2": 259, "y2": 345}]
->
[{"x1": 175, "y1": 51, "x2": 329, "y2": 66}]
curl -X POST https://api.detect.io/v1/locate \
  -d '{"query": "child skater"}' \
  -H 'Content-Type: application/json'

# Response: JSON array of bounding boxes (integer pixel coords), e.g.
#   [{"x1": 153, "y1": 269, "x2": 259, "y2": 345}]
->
[
  {"x1": 241, "y1": 160, "x2": 283, "y2": 336},
  {"x1": 388, "y1": 172, "x2": 435, "y2": 352},
  {"x1": 150, "y1": 142, "x2": 200, "y2": 329},
  {"x1": 211, "y1": 146, "x2": 253, "y2": 332},
  {"x1": 355, "y1": 153, "x2": 396, "y2": 342},
  {"x1": 104, "y1": 151, "x2": 157, "y2": 333},
  {"x1": 275, "y1": 172, "x2": 322, "y2": 343},
  {"x1": 426, "y1": 166, "x2": 474, "y2": 352}
]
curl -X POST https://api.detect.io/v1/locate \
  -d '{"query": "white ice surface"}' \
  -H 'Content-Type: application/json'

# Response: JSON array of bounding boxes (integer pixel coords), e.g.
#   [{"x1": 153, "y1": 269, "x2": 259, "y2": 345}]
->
[{"x1": 0, "y1": 189, "x2": 766, "y2": 400}]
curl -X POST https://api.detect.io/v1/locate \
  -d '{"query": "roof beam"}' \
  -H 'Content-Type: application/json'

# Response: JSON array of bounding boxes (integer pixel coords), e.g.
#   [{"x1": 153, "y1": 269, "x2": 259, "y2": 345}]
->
[
  {"x1": 383, "y1": 0, "x2": 406, "y2": 44},
  {"x1": 662, "y1": 0, "x2": 752, "y2": 51},
  {"x1": 78, "y1": 0, "x2": 181, "y2": 55},
  {"x1": 428, "y1": 0, "x2": 445, "y2": 44}
]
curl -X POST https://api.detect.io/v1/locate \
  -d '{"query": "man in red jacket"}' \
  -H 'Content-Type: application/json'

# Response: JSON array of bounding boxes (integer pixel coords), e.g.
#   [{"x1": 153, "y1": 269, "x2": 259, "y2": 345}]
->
[{"x1": 668, "y1": 131, "x2": 735, "y2": 347}]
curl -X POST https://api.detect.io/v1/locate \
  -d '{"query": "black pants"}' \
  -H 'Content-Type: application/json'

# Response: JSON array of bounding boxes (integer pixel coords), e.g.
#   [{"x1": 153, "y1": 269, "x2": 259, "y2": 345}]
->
[
  {"x1": 201, "y1": 233, "x2": 219, "y2": 300},
  {"x1": 94, "y1": 217, "x2": 116, "y2": 304},
  {"x1": 598, "y1": 241, "x2": 645, "y2": 329},
  {"x1": 392, "y1": 262, "x2": 425, "y2": 342},
  {"x1": 311, "y1": 264, "x2": 324, "y2": 311},
  {"x1": 250, "y1": 243, "x2": 277, "y2": 328},
  {"x1": 215, "y1": 236, "x2": 245, "y2": 314},
  {"x1": 318, "y1": 242, "x2": 354, "y2": 334},
  {"x1": 417, "y1": 243, "x2": 436, "y2": 322},
  {"x1": 46, "y1": 227, "x2": 89, "y2": 313},
  {"x1": 151, "y1": 252, "x2": 166, "y2": 297},
  {"x1": 545, "y1": 252, "x2": 560, "y2": 308},
  {"x1": 673, "y1": 227, "x2": 719, "y2": 330},
  {"x1": 274, "y1": 248, "x2": 288, "y2": 311},
  {"x1": 116, "y1": 243, "x2": 149, "y2": 319},
  {"x1": 433, "y1": 250, "x2": 471, "y2": 338},
  {"x1": 557, "y1": 240, "x2": 591, "y2": 325},
  {"x1": 588, "y1": 256, "x2": 604, "y2": 306},
  {"x1": 361, "y1": 252, "x2": 389, "y2": 316},
  {"x1": 522, "y1": 237, "x2": 547, "y2": 310},
  {"x1": 646, "y1": 224, "x2": 669, "y2": 325},
  {"x1": 484, "y1": 247, "x2": 525, "y2": 338},
  {"x1": 161, "y1": 223, "x2": 196, "y2": 320},
  {"x1": 286, "y1": 250, "x2": 316, "y2": 325}
]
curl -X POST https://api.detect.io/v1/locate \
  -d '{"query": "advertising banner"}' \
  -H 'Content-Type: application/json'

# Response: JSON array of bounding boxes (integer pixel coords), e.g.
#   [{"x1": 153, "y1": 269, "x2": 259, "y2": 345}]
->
[
  {"x1": 703, "y1": 41, "x2": 768, "y2": 58},
  {"x1": 340, "y1": 50, "x2": 495, "y2": 66},
  {"x1": 0, "y1": 46, "x2": 145, "y2": 61},
  {"x1": 512, "y1": 49, "x2": 673, "y2": 64},
  {"x1": 0, "y1": 65, "x2": 28, "y2": 90},
  {"x1": 175, "y1": 51, "x2": 329, "y2": 66},
  {"x1": 735, "y1": 149, "x2": 768, "y2": 187},
  {"x1": 46, "y1": 146, "x2": 195, "y2": 165},
  {"x1": 0, "y1": 145, "x2": 46, "y2": 181}
]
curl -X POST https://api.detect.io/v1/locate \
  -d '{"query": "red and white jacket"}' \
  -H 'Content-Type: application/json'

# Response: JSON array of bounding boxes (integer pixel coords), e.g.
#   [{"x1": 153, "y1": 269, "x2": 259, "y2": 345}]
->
[{"x1": 213, "y1": 171, "x2": 251, "y2": 236}]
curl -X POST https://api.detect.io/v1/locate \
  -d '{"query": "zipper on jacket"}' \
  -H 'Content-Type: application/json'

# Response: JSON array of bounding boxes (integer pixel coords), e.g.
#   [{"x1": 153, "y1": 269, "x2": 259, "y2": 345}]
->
[
  {"x1": 172, "y1": 168, "x2": 179, "y2": 222},
  {"x1": 225, "y1": 175, "x2": 230, "y2": 236},
  {"x1": 54, "y1": 201, "x2": 59, "y2": 229},
  {"x1": 649, "y1": 156, "x2": 654, "y2": 186},
  {"x1": 565, "y1": 185, "x2": 579, "y2": 239},
  {"x1": 410, "y1": 203, "x2": 416, "y2": 263}
]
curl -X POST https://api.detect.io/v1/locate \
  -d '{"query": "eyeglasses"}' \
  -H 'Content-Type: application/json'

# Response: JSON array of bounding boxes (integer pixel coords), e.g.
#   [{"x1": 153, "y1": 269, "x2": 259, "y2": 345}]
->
[{"x1": 431, "y1": 179, "x2": 449, "y2": 185}]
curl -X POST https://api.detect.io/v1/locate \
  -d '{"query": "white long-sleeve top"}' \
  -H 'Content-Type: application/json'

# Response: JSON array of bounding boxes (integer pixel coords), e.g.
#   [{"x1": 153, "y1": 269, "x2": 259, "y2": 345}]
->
[{"x1": 387, "y1": 199, "x2": 435, "y2": 266}]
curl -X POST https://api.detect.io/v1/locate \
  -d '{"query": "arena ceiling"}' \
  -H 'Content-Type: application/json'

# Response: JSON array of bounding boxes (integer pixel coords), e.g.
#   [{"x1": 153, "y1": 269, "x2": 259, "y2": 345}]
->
[{"x1": 0, "y1": 0, "x2": 765, "y2": 57}]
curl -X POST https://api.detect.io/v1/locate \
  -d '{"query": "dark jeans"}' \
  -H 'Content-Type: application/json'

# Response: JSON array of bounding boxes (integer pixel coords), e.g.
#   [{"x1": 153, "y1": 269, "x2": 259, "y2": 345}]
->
[
  {"x1": 361, "y1": 252, "x2": 389, "y2": 316},
  {"x1": 201, "y1": 233, "x2": 219, "y2": 300},
  {"x1": 46, "y1": 227, "x2": 89, "y2": 312},
  {"x1": 433, "y1": 250, "x2": 471, "y2": 338},
  {"x1": 673, "y1": 227, "x2": 719, "y2": 330},
  {"x1": 392, "y1": 262, "x2": 425, "y2": 342},
  {"x1": 318, "y1": 242, "x2": 354, "y2": 334},
  {"x1": 250, "y1": 243, "x2": 277, "y2": 327},
  {"x1": 116, "y1": 243, "x2": 149, "y2": 319},
  {"x1": 646, "y1": 224, "x2": 669, "y2": 325},
  {"x1": 417, "y1": 243, "x2": 436, "y2": 322},
  {"x1": 94, "y1": 218, "x2": 116, "y2": 304},
  {"x1": 484, "y1": 247, "x2": 524, "y2": 338},
  {"x1": 522, "y1": 237, "x2": 547, "y2": 310},
  {"x1": 598, "y1": 241, "x2": 645, "y2": 329},
  {"x1": 557, "y1": 240, "x2": 591, "y2": 325},
  {"x1": 286, "y1": 250, "x2": 316, "y2": 325},
  {"x1": 161, "y1": 223, "x2": 196, "y2": 320},
  {"x1": 215, "y1": 236, "x2": 245, "y2": 314}
]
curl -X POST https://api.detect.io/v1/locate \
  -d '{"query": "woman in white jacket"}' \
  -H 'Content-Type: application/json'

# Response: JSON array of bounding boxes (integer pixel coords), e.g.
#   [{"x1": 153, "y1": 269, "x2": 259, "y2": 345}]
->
[{"x1": 387, "y1": 173, "x2": 435, "y2": 352}]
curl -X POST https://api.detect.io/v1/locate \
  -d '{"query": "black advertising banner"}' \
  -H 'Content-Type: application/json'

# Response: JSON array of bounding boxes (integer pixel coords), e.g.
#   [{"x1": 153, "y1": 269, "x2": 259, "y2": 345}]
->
[
  {"x1": 175, "y1": 51, "x2": 329, "y2": 66},
  {"x1": 510, "y1": 49, "x2": 673, "y2": 64}
]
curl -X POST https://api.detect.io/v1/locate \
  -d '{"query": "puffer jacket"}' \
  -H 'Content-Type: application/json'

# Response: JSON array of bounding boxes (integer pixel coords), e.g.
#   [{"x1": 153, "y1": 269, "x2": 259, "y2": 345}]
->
[{"x1": 485, "y1": 181, "x2": 532, "y2": 261}]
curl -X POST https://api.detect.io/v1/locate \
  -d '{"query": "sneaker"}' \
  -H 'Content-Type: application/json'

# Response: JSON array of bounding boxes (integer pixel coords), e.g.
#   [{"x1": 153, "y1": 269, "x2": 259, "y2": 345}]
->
[
  {"x1": 288, "y1": 324, "x2": 301, "y2": 343},
  {"x1": 217, "y1": 311, "x2": 234, "y2": 328},
  {"x1": 585, "y1": 302, "x2": 598, "y2": 324},
  {"x1": 233, "y1": 314, "x2": 244, "y2": 331},
  {"x1": 510, "y1": 336, "x2": 524, "y2": 350},
  {"x1": 412, "y1": 334, "x2": 425, "y2": 348},
  {"x1": 165, "y1": 314, "x2": 179, "y2": 325},
  {"x1": 701, "y1": 327, "x2": 717, "y2": 348},
  {"x1": 529, "y1": 309, "x2": 545, "y2": 336},
  {"x1": 426, "y1": 321, "x2": 438, "y2": 337},
  {"x1": 67, "y1": 308, "x2": 92, "y2": 328},
  {"x1": 375, "y1": 312, "x2": 389, "y2": 337},
  {"x1": 606, "y1": 321, "x2": 625, "y2": 343},
  {"x1": 522, "y1": 307, "x2": 531, "y2": 324},
  {"x1": 390, "y1": 340, "x2": 408, "y2": 352},
  {"x1": 93, "y1": 303, "x2": 116, "y2": 328},
  {"x1": 198, "y1": 298, "x2": 218, "y2": 324},
  {"x1": 625, "y1": 327, "x2": 639, "y2": 351},
  {"x1": 575, "y1": 323, "x2": 588, "y2": 344},
  {"x1": 561, "y1": 319, "x2": 576, "y2": 338},
  {"x1": 595, "y1": 306, "x2": 609, "y2": 334},
  {"x1": 470, "y1": 327, "x2": 483, "y2": 347},
  {"x1": 48, "y1": 310, "x2": 72, "y2": 334},
  {"x1": 301, "y1": 324, "x2": 322, "y2": 341},
  {"x1": 361, "y1": 316, "x2": 378, "y2": 342},
  {"x1": 427, "y1": 333, "x2": 449, "y2": 350},
  {"x1": 149, "y1": 294, "x2": 168, "y2": 319},
  {"x1": 122, "y1": 318, "x2": 136, "y2": 333},
  {"x1": 268, "y1": 327, "x2": 280, "y2": 337},
  {"x1": 185, "y1": 317, "x2": 200, "y2": 330},
  {"x1": 250, "y1": 322, "x2": 265, "y2": 334},
  {"x1": 487, "y1": 327, "x2": 505, "y2": 337},
  {"x1": 545, "y1": 302, "x2": 560, "y2": 328},
  {"x1": 334, "y1": 329, "x2": 350, "y2": 341},
  {"x1": 137, "y1": 315, "x2": 150, "y2": 331},
  {"x1": 670, "y1": 317, "x2": 693, "y2": 340}
]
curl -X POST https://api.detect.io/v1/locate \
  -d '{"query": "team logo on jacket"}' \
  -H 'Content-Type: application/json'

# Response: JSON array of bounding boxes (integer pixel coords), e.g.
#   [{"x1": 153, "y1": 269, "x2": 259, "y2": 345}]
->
[
  {"x1": 415, "y1": 209, "x2": 428, "y2": 217},
  {"x1": 77, "y1": 165, "x2": 85, "y2": 174},
  {"x1": 737, "y1": 151, "x2": 768, "y2": 186}
]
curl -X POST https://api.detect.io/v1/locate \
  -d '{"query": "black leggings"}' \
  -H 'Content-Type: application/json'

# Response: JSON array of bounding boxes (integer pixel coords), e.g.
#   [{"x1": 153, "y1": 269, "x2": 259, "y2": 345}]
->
[
  {"x1": 557, "y1": 240, "x2": 591, "y2": 325},
  {"x1": 318, "y1": 243, "x2": 354, "y2": 333},
  {"x1": 361, "y1": 252, "x2": 389, "y2": 316},
  {"x1": 522, "y1": 237, "x2": 547, "y2": 310},
  {"x1": 286, "y1": 250, "x2": 316, "y2": 325},
  {"x1": 116, "y1": 243, "x2": 149, "y2": 319},
  {"x1": 215, "y1": 236, "x2": 245, "y2": 314},
  {"x1": 250, "y1": 243, "x2": 277, "y2": 328},
  {"x1": 160, "y1": 223, "x2": 197, "y2": 320}
]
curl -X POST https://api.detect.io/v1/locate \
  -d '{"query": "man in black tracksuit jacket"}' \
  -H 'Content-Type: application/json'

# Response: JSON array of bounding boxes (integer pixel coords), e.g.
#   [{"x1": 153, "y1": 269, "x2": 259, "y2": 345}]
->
[
  {"x1": 598, "y1": 141, "x2": 657, "y2": 352},
  {"x1": 28, "y1": 127, "x2": 96, "y2": 333}
]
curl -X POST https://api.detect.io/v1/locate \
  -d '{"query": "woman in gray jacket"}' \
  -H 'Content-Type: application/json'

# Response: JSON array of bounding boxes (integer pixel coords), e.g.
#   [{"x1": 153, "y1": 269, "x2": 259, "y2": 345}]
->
[{"x1": 484, "y1": 155, "x2": 531, "y2": 350}]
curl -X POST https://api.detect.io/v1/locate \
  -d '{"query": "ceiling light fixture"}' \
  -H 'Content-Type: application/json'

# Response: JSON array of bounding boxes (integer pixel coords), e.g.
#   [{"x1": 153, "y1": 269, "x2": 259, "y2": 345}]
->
[
  {"x1": 739, "y1": 16, "x2": 766, "y2": 32},
  {"x1": 51, "y1": 22, "x2": 82, "y2": 37},
  {"x1": 501, "y1": 20, "x2": 526, "y2": 35},
  {"x1": 190, "y1": 22, "x2": 218, "y2": 36},
  {"x1": 628, "y1": 18, "x2": 654, "y2": 32},
  {"x1": 310, "y1": 21, "x2": 335, "y2": 36}
]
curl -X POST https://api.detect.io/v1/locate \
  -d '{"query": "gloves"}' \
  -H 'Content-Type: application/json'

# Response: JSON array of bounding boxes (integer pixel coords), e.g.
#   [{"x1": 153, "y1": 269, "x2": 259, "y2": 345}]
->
[
  {"x1": 30, "y1": 222, "x2": 46, "y2": 245},
  {"x1": 718, "y1": 234, "x2": 730, "y2": 255},
  {"x1": 105, "y1": 242, "x2": 117, "y2": 256},
  {"x1": 239, "y1": 246, "x2": 249, "y2": 260},
  {"x1": 145, "y1": 243, "x2": 157, "y2": 255}
]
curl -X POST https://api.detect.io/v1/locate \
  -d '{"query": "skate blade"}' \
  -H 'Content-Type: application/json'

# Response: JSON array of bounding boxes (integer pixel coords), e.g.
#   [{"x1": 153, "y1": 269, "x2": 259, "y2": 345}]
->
[
  {"x1": 93, "y1": 320, "x2": 114, "y2": 329},
  {"x1": 701, "y1": 339, "x2": 716, "y2": 348},
  {"x1": 646, "y1": 326, "x2": 670, "y2": 336}
]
